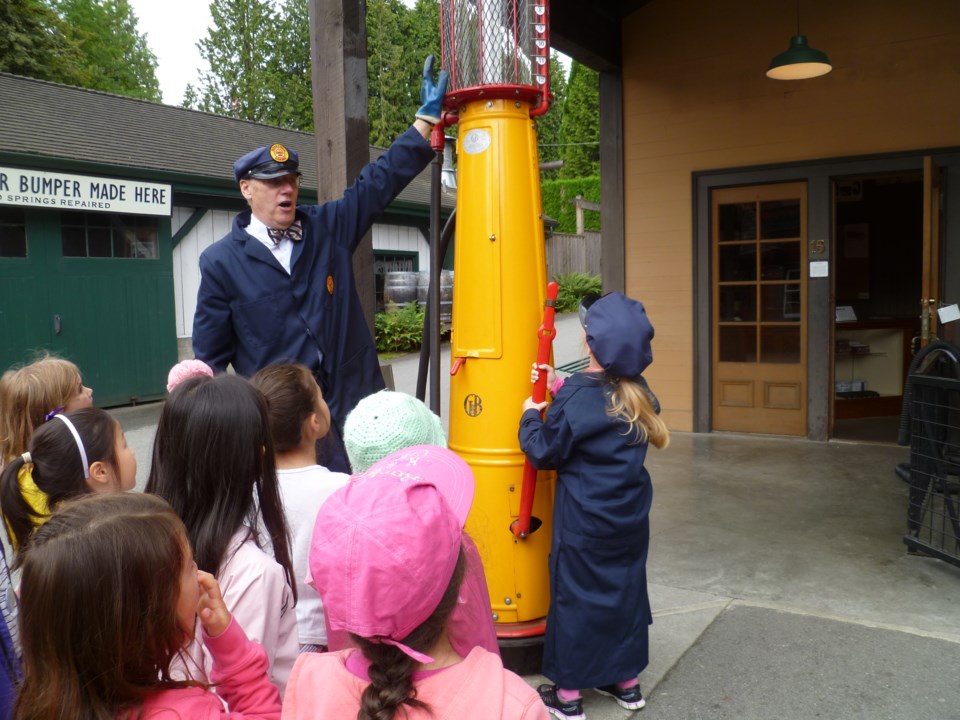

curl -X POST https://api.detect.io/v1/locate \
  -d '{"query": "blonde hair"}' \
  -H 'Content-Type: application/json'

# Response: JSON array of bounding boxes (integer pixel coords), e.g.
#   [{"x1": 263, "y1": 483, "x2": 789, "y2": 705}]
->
[
  {"x1": 606, "y1": 377, "x2": 670, "y2": 449},
  {"x1": 0, "y1": 356, "x2": 81, "y2": 463}
]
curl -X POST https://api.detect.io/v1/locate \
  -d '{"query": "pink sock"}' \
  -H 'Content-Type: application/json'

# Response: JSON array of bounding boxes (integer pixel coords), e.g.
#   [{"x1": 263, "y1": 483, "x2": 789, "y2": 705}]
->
[
  {"x1": 557, "y1": 688, "x2": 581, "y2": 702},
  {"x1": 616, "y1": 678, "x2": 639, "y2": 690}
]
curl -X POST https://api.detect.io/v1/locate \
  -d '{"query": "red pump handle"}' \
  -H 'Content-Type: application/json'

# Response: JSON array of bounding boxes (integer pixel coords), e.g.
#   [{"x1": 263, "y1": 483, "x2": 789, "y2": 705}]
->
[{"x1": 513, "y1": 281, "x2": 560, "y2": 538}]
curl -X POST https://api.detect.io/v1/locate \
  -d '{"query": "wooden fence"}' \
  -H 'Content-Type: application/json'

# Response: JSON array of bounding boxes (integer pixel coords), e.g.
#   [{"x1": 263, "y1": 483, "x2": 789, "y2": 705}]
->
[{"x1": 545, "y1": 231, "x2": 601, "y2": 279}]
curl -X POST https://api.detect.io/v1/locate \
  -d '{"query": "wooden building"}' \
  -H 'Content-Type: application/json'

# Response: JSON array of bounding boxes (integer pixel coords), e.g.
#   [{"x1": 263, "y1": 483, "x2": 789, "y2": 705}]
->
[
  {"x1": 551, "y1": 0, "x2": 960, "y2": 441},
  {"x1": 0, "y1": 73, "x2": 449, "y2": 405}
]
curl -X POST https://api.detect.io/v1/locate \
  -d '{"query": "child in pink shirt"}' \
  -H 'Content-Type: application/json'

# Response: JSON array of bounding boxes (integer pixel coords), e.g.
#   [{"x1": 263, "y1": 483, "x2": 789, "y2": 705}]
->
[
  {"x1": 14, "y1": 492, "x2": 281, "y2": 719},
  {"x1": 342, "y1": 390, "x2": 499, "y2": 658},
  {"x1": 283, "y1": 446, "x2": 546, "y2": 720}
]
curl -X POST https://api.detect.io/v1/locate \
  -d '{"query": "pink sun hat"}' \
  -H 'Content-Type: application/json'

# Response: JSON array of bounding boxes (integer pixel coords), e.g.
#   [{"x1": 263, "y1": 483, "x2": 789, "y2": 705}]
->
[{"x1": 308, "y1": 445, "x2": 474, "y2": 662}]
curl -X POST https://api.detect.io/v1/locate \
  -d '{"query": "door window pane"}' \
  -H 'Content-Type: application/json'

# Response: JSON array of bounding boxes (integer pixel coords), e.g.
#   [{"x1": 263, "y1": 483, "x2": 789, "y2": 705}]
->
[
  {"x1": 761, "y1": 283, "x2": 802, "y2": 321},
  {"x1": 719, "y1": 285, "x2": 756, "y2": 322},
  {"x1": 0, "y1": 208, "x2": 26, "y2": 257},
  {"x1": 719, "y1": 244, "x2": 756, "y2": 282},
  {"x1": 718, "y1": 202, "x2": 757, "y2": 241},
  {"x1": 760, "y1": 199, "x2": 800, "y2": 239},
  {"x1": 761, "y1": 327, "x2": 800, "y2": 363},
  {"x1": 719, "y1": 325, "x2": 757, "y2": 362},
  {"x1": 760, "y1": 242, "x2": 800, "y2": 280}
]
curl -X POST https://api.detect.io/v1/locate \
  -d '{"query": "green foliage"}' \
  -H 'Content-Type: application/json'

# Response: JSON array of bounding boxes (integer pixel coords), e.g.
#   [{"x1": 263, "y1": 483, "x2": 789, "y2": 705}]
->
[
  {"x1": 559, "y1": 61, "x2": 599, "y2": 178},
  {"x1": 535, "y1": 53, "x2": 568, "y2": 181},
  {"x1": 268, "y1": 0, "x2": 313, "y2": 130},
  {"x1": 0, "y1": 0, "x2": 159, "y2": 100},
  {"x1": 0, "y1": 0, "x2": 84, "y2": 85},
  {"x1": 367, "y1": 0, "x2": 414, "y2": 147},
  {"x1": 55, "y1": 0, "x2": 161, "y2": 101},
  {"x1": 185, "y1": 0, "x2": 441, "y2": 143},
  {"x1": 186, "y1": 0, "x2": 277, "y2": 119},
  {"x1": 554, "y1": 272, "x2": 602, "y2": 313},
  {"x1": 374, "y1": 303, "x2": 424, "y2": 353},
  {"x1": 541, "y1": 177, "x2": 601, "y2": 234}
]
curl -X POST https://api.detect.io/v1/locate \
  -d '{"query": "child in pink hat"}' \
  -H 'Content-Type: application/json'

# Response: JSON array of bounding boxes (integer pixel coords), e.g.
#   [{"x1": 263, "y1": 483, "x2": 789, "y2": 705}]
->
[{"x1": 282, "y1": 446, "x2": 547, "y2": 720}]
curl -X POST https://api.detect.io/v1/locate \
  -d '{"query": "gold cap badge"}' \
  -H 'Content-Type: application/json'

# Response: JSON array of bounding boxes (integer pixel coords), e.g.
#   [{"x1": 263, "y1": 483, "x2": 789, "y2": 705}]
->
[{"x1": 269, "y1": 144, "x2": 289, "y2": 163}]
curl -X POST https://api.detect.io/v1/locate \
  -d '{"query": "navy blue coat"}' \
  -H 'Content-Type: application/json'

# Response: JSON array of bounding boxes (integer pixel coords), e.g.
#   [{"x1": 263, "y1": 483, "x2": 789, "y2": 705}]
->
[
  {"x1": 193, "y1": 127, "x2": 435, "y2": 433},
  {"x1": 519, "y1": 372, "x2": 654, "y2": 689}
]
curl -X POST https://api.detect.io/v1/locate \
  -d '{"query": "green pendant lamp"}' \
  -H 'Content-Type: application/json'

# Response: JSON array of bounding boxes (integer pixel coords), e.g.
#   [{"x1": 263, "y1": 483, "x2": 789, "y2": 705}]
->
[{"x1": 767, "y1": 1, "x2": 832, "y2": 80}]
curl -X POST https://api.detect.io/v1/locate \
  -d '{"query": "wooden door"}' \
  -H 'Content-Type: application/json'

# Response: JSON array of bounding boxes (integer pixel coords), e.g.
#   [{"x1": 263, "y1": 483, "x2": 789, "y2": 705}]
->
[
  {"x1": 712, "y1": 183, "x2": 808, "y2": 435},
  {"x1": 919, "y1": 156, "x2": 942, "y2": 347}
]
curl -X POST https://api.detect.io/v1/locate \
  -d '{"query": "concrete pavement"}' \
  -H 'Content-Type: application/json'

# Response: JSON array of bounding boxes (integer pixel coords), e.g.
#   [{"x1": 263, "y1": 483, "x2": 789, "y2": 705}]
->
[{"x1": 109, "y1": 313, "x2": 960, "y2": 718}]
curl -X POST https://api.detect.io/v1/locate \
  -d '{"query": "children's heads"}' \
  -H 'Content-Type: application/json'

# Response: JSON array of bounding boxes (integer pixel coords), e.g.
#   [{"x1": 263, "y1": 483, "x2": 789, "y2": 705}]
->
[
  {"x1": 310, "y1": 445, "x2": 473, "y2": 656},
  {"x1": 15, "y1": 493, "x2": 195, "y2": 718},
  {"x1": 251, "y1": 362, "x2": 330, "y2": 453},
  {"x1": 0, "y1": 356, "x2": 92, "y2": 463},
  {"x1": 146, "y1": 374, "x2": 295, "y2": 594},
  {"x1": 1, "y1": 407, "x2": 136, "y2": 551},
  {"x1": 166, "y1": 358, "x2": 214, "y2": 393},
  {"x1": 343, "y1": 390, "x2": 446, "y2": 472},
  {"x1": 581, "y1": 292, "x2": 654, "y2": 379}
]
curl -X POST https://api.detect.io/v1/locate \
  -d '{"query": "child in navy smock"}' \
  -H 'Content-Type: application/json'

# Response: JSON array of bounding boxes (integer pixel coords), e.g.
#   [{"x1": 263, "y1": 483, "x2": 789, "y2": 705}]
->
[{"x1": 519, "y1": 292, "x2": 670, "y2": 720}]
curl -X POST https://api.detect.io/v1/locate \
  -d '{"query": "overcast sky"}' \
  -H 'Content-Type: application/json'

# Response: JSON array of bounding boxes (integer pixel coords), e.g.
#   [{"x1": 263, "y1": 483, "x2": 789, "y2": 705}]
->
[{"x1": 127, "y1": 0, "x2": 212, "y2": 105}]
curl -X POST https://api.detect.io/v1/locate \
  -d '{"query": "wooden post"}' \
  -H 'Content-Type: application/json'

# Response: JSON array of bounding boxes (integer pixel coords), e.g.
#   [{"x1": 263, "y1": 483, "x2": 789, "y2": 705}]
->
[{"x1": 309, "y1": 0, "x2": 376, "y2": 336}]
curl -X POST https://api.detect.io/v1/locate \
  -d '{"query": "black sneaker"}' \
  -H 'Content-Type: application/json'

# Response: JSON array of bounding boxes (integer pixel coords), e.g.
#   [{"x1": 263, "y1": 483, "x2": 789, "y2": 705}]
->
[
  {"x1": 595, "y1": 684, "x2": 646, "y2": 710},
  {"x1": 538, "y1": 684, "x2": 586, "y2": 720}
]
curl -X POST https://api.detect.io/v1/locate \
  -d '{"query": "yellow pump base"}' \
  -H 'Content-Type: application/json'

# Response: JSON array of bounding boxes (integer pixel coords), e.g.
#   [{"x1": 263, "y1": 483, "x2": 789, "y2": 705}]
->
[{"x1": 447, "y1": 97, "x2": 555, "y2": 635}]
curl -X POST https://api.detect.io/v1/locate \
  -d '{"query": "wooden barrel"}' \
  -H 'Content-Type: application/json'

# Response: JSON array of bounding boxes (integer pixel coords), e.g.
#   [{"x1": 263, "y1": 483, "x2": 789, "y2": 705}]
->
[
  {"x1": 383, "y1": 271, "x2": 419, "y2": 313},
  {"x1": 416, "y1": 270, "x2": 453, "y2": 323}
]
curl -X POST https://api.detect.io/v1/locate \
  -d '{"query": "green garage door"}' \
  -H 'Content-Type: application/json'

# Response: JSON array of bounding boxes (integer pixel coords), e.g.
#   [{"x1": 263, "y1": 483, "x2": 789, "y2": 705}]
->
[{"x1": 0, "y1": 206, "x2": 176, "y2": 406}]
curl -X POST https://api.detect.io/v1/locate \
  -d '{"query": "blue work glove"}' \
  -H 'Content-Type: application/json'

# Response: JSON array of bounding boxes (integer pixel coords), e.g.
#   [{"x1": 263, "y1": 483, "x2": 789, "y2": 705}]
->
[{"x1": 416, "y1": 54, "x2": 449, "y2": 126}]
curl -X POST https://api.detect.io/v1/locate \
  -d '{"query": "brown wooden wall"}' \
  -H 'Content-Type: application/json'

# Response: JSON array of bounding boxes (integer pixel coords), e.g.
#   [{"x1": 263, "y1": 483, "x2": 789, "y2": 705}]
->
[{"x1": 620, "y1": 0, "x2": 960, "y2": 431}]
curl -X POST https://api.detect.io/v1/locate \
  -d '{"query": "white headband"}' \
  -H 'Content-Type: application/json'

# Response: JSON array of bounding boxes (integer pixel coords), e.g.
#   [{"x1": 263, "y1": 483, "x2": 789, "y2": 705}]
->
[{"x1": 55, "y1": 414, "x2": 90, "y2": 479}]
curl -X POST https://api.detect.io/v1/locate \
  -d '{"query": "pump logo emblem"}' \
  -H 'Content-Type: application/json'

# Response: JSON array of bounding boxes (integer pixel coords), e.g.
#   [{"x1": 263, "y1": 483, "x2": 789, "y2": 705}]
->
[{"x1": 464, "y1": 394, "x2": 483, "y2": 417}]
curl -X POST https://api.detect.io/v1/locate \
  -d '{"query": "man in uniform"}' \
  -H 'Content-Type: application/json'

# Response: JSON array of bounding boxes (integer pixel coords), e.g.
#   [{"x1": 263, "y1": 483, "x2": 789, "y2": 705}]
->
[{"x1": 193, "y1": 57, "x2": 448, "y2": 472}]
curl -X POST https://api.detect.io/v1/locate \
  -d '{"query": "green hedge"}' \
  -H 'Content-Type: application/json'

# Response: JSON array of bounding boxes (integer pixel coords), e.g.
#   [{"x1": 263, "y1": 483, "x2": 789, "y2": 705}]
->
[
  {"x1": 541, "y1": 177, "x2": 601, "y2": 234},
  {"x1": 554, "y1": 272, "x2": 603, "y2": 313},
  {"x1": 374, "y1": 303, "x2": 424, "y2": 353}
]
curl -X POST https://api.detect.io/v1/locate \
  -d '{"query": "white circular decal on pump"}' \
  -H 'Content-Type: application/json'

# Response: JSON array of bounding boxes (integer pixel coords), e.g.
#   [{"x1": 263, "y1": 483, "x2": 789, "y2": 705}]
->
[{"x1": 463, "y1": 129, "x2": 492, "y2": 155}]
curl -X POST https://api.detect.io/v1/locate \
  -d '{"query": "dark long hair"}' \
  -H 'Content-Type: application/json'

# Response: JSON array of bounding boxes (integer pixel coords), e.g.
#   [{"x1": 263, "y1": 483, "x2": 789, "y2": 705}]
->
[
  {"x1": 250, "y1": 362, "x2": 319, "y2": 453},
  {"x1": 145, "y1": 374, "x2": 296, "y2": 601},
  {"x1": 14, "y1": 492, "x2": 197, "y2": 720},
  {"x1": 1, "y1": 407, "x2": 118, "y2": 553},
  {"x1": 353, "y1": 547, "x2": 466, "y2": 720}
]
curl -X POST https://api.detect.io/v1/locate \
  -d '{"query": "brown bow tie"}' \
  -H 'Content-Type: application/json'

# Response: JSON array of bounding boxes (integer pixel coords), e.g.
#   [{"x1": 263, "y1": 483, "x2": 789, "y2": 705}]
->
[{"x1": 267, "y1": 220, "x2": 303, "y2": 245}]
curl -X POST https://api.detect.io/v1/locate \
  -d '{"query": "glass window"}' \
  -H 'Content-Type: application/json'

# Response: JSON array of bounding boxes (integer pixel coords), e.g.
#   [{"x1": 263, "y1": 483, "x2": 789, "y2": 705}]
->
[
  {"x1": 718, "y1": 202, "x2": 757, "y2": 242},
  {"x1": 719, "y1": 285, "x2": 757, "y2": 322},
  {"x1": 760, "y1": 241, "x2": 800, "y2": 280},
  {"x1": 761, "y1": 327, "x2": 800, "y2": 363},
  {"x1": 719, "y1": 244, "x2": 756, "y2": 282},
  {"x1": 0, "y1": 207, "x2": 27, "y2": 257},
  {"x1": 60, "y1": 212, "x2": 159, "y2": 258},
  {"x1": 761, "y1": 283, "x2": 802, "y2": 322},
  {"x1": 760, "y1": 199, "x2": 800, "y2": 239},
  {"x1": 719, "y1": 326, "x2": 757, "y2": 362}
]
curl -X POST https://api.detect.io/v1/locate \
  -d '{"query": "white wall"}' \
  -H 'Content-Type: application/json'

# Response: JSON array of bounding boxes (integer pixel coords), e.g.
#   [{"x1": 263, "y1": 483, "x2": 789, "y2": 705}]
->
[{"x1": 172, "y1": 207, "x2": 428, "y2": 338}]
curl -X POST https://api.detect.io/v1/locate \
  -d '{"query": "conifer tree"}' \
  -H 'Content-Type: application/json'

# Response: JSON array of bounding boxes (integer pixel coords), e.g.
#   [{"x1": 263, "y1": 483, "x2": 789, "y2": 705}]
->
[{"x1": 558, "y1": 60, "x2": 599, "y2": 178}]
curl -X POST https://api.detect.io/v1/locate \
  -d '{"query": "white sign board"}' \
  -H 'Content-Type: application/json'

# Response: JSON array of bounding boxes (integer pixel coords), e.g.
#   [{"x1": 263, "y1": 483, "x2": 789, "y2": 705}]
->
[
  {"x1": 0, "y1": 166, "x2": 171, "y2": 216},
  {"x1": 809, "y1": 260, "x2": 829, "y2": 278}
]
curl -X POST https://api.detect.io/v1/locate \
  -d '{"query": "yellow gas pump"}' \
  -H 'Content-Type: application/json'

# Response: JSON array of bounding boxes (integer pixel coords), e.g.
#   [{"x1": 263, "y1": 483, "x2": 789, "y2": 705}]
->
[{"x1": 438, "y1": 0, "x2": 555, "y2": 664}]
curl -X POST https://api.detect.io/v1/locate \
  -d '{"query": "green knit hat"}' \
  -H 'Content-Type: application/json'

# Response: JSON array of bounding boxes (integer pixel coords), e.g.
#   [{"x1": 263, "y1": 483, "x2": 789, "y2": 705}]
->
[{"x1": 344, "y1": 390, "x2": 447, "y2": 473}]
